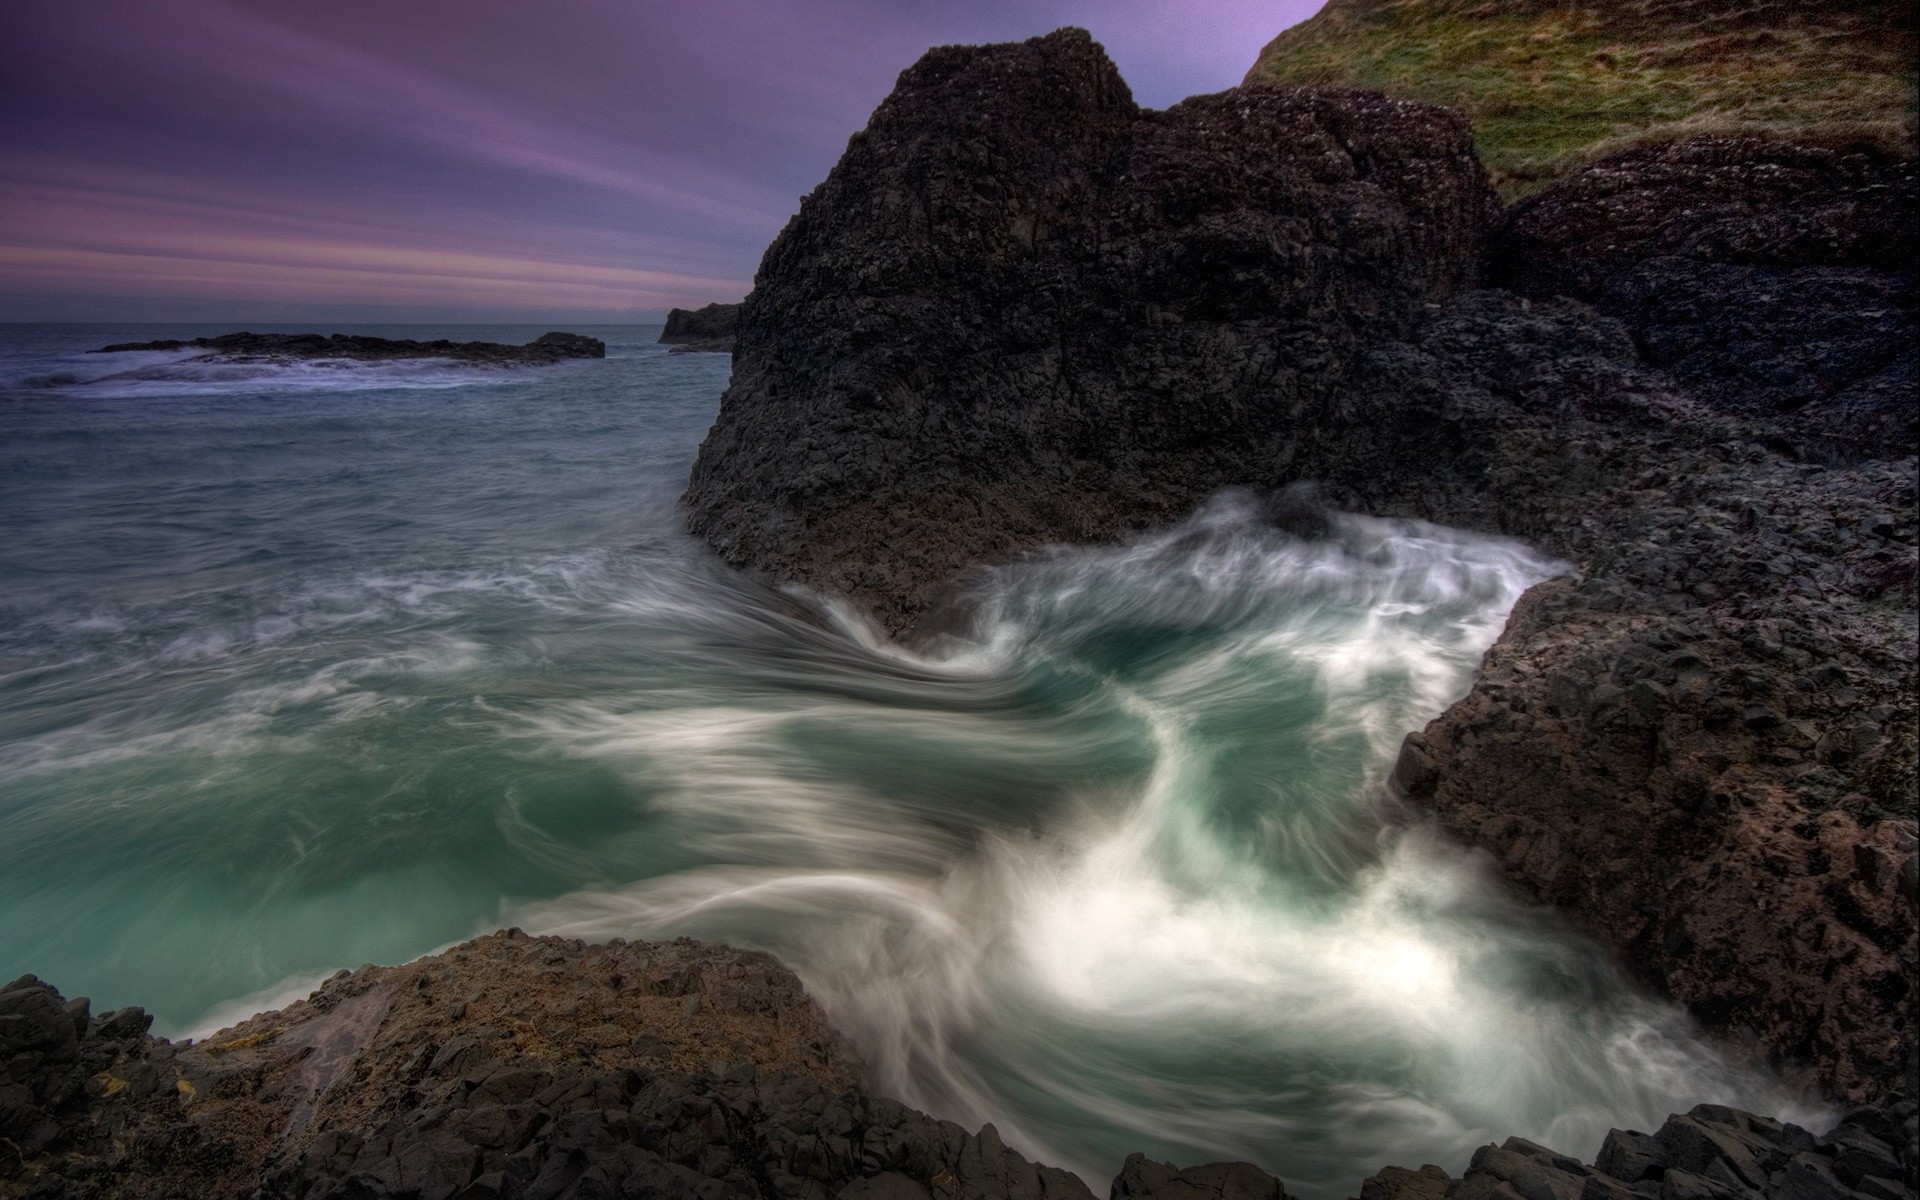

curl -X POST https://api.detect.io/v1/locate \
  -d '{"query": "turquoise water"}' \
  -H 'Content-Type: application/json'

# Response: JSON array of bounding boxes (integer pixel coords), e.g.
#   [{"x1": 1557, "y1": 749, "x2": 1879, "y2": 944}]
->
[{"x1": 0, "y1": 325, "x2": 1810, "y2": 1193}]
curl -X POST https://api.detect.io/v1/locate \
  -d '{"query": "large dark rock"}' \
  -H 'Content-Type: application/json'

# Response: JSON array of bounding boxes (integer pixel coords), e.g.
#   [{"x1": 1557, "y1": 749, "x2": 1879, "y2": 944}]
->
[
  {"x1": 1490, "y1": 138, "x2": 1919, "y2": 454},
  {"x1": 684, "y1": 27, "x2": 1492, "y2": 633},
  {"x1": 660, "y1": 302, "x2": 742, "y2": 352},
  {"x1": 678, "y1": 28, "x2": 1918, "y2": 1099},
  {"x1": 92, "y1": 330, "x2": 607, "y2": 365}
]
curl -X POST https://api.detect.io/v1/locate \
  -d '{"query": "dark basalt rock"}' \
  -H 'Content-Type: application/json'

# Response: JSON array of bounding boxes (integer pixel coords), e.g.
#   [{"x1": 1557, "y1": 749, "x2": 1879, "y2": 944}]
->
[
  {"x1": 678, "y1": 28, "x2": 1918, "y2": 1100},
  {"x1": 0, "y1": 934, "x2": 1094, "y2": 1200},
  {"x1": 92, "y1": 330, "x2": 606, "y2": 365},
  {"x1": 661, "y1": 302, "x2": 742, "y2": 352},
  {"x1": 5, "y1": 941, "x2": 1915, "y2": 1200},
  {"x1": 683, "y1": 27, "x2": 1492, "y2": 634},
  {"x1": 1490, "y1": 138, "x2": 1919, "y2": 454}
]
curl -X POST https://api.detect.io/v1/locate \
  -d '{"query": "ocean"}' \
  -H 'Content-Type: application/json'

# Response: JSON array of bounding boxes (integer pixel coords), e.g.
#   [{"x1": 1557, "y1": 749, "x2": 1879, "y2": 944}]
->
[{"x1": 0, "y1": 323, "x2": 1812, "y2": 1193}]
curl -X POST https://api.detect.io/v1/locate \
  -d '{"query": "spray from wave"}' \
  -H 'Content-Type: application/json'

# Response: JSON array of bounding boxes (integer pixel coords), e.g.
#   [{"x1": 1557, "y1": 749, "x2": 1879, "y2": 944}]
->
[{"x1": 507, "y1": 495, "x2": 1815, "y2": 1192}]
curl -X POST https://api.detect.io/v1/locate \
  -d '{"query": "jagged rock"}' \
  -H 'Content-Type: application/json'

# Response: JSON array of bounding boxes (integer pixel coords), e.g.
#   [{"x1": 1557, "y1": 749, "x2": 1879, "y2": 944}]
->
[
  {"x1": 91, "y1": 330, "x2": 607, "y2": 365},
  {"x1": 678, "y1": 28, "x2": 1917, "y2": 1097},
  {"x1": 1111, "y1": 1152, "x2": 1290, "y2": 1198},
  {"x1": 660, "y1": 302, "x2": 742, "y2": 352},
  {"x1": 684, "y1": 27, "x2": 1492, "y2": 633},
  {"x1": 3, "y1": 942, "x2": 1916, "y2": 1200},
  {"x1": 0, "y1": 934, "x2": 1094, "y2": 1200}
]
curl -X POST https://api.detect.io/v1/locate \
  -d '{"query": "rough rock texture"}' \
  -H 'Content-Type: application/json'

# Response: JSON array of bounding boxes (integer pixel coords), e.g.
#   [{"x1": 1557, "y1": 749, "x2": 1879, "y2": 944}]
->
[
  {"x1": 6, "y1": 943, "x2": 1915, "y2": 1200},
  {"x1": 92, "y1": 331, "x2": 607, "y2": 365},
  {"x1": 1119, "y1": 1099, "x2": 1920, "y2": 1200},
  {"x1": 0, "y1": 932, "x2": 1093, "y2": 1200},
  {"x1": 1491, "y1": 138, "x2": 1919, "y2": 453},
  {"x1": 661, "y1": 303, "x2": 742, "y2": 352},
  {"x1": 1314, "y1": 288, "x2": 1919, "y2": 1098},
  {"x1": 679, "y1": 30, "x2": 1918, "y2": 1101},
  {"x1": 684, "y1": 28, "x2": 1494, "y2": 633}
]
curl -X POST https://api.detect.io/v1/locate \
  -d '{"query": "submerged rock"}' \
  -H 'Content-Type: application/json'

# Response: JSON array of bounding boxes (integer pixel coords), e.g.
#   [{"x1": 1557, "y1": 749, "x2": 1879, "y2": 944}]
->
[{"x1": 92, "y1": 330, "x2": 607, "y2": 365}]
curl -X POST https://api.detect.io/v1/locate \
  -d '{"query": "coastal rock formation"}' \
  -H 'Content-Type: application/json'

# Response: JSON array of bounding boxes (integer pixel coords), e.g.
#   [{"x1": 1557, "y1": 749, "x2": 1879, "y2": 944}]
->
[
  {"x1": 684, "y1": 27, "x2": 1492, "y2": 632},
  {"x1": 680, "y1": 28, "x2": 1918, "y2": 1099},
  {"x1": 660, "y1": 302, "x2": 742, "y2": 352},
  {"x1": 0, "y1": 933, "x2": 1090, "y2": 1200},
  {"x1": 1492, "y1": 138, "x2": 1918, "y2": 453},
  {"x1": 4, "y1": 936, "x2": 1914, "y2": 1200},
  {"x1": 92, "y1": 330, "x2": 606, "y2": 365}
]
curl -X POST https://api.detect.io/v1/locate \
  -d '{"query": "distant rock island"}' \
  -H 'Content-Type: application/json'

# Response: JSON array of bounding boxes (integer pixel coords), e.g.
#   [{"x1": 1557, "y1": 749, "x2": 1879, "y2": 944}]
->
[
  {"x1": 92, "y1": 330, "x2": 606, "y2": 365},
  {"x1": 658, "y1": 302, "x2": 739, "y2": 352}
]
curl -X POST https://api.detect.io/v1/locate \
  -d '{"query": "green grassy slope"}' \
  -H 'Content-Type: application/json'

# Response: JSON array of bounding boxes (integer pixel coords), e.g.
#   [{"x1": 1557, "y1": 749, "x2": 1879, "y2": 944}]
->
[{"x1": 1244, "y1": 0, "x2": 1918, "y2": 195}]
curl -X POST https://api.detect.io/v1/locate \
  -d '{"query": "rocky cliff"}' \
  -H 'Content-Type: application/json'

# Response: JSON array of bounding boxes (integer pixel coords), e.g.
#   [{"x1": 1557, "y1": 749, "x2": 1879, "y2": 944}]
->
[
  {"x1": 680, "y1": 27, "x2": 1918, "y2": 1102},
  {"x1": 4, "y1": 935, "x2": 1914, "y2": 1200}
]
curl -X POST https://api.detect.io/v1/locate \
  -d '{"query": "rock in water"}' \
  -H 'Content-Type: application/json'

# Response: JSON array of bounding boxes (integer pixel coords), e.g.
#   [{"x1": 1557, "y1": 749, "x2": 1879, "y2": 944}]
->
[
  {"x1": 92, "y1": 330, "x2": 607, "y2": 364},
  {"x1": 679, "y1": 26, "x2": 1917, "y2": 1100},
  {"x1": 660, "y1": 301, "x2": 741, "y2": 351},
  {"x1": 683, "y1": 26, "x2": 1492, "y2": 633}
]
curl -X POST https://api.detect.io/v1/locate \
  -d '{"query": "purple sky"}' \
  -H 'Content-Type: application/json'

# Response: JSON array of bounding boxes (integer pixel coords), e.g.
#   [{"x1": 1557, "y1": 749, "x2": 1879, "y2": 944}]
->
[{"x1": 0, "y1": 0, "x2": 1323, "y2": 323}]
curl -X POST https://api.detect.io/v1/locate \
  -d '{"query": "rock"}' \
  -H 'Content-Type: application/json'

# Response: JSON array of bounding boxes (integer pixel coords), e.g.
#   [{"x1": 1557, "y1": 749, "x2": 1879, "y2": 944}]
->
[
  {"x1": 0, "y1": 934, "x2": 1096, "y2": 1200},
  {"x1": 660, "y1": 302, "x2": 742, "y2": 352},
  {"x1": 91, "y1": 330, "x2": 607, "y2": 365},
  {"x1": 684, "y1": 27, "x2": 1491, "y2": 634},
  {"x1": 1491, "y1": 137, "x2": 1918, "y2": 455},
  {"x1": 679, "y1": 29, "x2": 1919, "y2": 1101},
  {"x1": 1110, "y1": 1152, "x2": 1289, "y2": 1198}
]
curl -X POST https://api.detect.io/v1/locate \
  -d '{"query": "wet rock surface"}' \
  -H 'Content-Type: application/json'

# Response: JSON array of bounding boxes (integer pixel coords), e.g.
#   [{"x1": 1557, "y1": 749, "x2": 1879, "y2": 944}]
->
[
  {"x1": 5, "y1": 938, "x2": 1914, "y2": 1200},
  {"x1": 661, "y1": 303, "x2": 742, "y2": 353},
  {"x1": 91, "y1": 331, "x2": 607, "y2": 365},
  {"x1": 678, "y1": 29, "x2": 1918, "y2": 1099},
  {"x1": 0, "y1": 932, "x2": 1093, "y2": 1200}
]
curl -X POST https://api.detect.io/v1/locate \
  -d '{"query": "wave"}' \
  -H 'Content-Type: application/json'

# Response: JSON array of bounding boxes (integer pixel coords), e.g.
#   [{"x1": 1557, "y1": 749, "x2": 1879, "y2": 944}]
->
[
  {"x1": 16, "y1": 351, "x2": 533, "y2": 398},
  {"x1": 0, "y1": 496, "x2": 1821, "y2": 1194}
]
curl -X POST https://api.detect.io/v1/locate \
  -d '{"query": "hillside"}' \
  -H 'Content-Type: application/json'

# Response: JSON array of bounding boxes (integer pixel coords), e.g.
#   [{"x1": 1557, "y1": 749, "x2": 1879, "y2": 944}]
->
[{"x1": 1244, "y1": 0, "x2": 1918, "y2": 195}]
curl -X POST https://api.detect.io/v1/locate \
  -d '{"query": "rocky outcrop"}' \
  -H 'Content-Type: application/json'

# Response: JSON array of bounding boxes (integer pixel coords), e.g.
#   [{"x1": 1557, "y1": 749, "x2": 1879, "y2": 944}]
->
[
  {"x1": 0, "y1": 932, "x2": 1090, "y2": 1200},
  {"x1": 679, "y1": 29, "x2": 1918, "y2": 1100},
  {"x1": 660, "y1": 303, "x2": 742, "y2": 352},
  {"x1": 6, "y1": 937, "x2": 1915, "y2": 1200},
  {"x1": 1491, "y1": 138, "x2": 1918, "y2": 454},
  {"x1": 91, "y1": 331, "x2": 607, "y2": 365},
  {"x1": 684, "y1": 27, "x2": 1493, "y2": 632}
]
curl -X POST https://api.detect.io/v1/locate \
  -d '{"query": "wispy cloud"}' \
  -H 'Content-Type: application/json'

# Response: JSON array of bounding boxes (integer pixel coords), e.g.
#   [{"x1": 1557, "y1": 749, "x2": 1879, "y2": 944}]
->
[{"x1": 0, "y1": 0, "x2": 1324, "y2": 320}]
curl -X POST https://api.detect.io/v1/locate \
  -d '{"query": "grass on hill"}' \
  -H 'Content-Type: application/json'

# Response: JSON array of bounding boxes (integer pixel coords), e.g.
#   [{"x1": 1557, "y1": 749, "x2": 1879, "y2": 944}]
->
[{"x1": 1244, "y1": 0, "x2": 1919, "y2": 196}]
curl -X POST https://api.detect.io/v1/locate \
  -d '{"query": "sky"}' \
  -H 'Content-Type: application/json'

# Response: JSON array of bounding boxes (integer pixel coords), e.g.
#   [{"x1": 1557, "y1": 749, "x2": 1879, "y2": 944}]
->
[{"x1": 0, "y1": 0, "x2": 1324, "y2": 323}]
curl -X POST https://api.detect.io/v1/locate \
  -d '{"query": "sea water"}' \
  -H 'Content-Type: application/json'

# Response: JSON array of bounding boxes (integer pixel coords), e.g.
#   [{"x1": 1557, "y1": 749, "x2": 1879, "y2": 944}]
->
[{"x1": 0, "y1": 324, "x2": 1814, "y2": 1193}]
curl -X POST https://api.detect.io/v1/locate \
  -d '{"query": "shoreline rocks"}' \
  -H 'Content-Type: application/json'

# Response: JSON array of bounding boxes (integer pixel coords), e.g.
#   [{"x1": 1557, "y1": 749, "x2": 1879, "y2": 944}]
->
[
  {"x1": 91, "y1": 330, "x2": 607, "y2": 365},
  {"x1": 660, "y1": 302, "x2": 741, "y2": 353},
  {"x1": 3, "y1": 934, "x2": 1914, "y2": 1200},
  {"x1": 677, "y1": 27, "x2": 1917, "y2": 1100}
]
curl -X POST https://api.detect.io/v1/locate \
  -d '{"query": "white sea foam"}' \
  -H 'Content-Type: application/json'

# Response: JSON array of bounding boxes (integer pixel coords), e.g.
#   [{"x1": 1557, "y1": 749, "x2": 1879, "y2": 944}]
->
[
  {"x1": 513, "y1": 501, "x2": 1818, "y2": 1193},
  {"x1": 24, "y1": 353, "x2": 527, "y2": 399}
]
